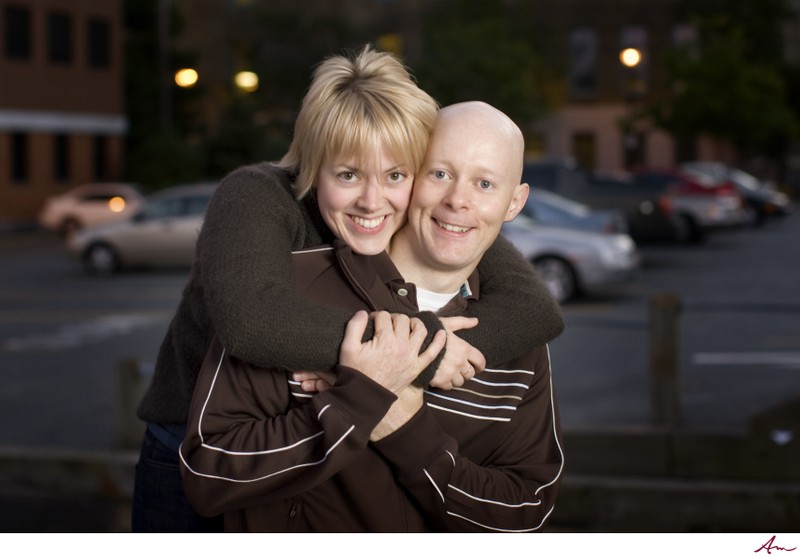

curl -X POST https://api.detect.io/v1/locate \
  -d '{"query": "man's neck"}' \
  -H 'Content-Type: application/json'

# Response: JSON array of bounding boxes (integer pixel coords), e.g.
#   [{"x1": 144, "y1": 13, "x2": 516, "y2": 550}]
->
[{"x1": 387, "y1": 233, "x2": 474, "y2": 294}]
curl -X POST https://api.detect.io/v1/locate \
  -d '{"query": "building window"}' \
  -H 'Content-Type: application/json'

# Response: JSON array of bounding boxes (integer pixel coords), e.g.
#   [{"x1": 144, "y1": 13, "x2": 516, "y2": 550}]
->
[
  {"x1": 88, "y1": 18, "x2": 111, "y2": 68},
  {"x1": 54, "y1": 134, "x2": 70, "y2": 182},
  {"x1": 569, "y1": 28, "x2": 598, "y2": 99},
  {"x1": 572, "y1": 132, "x2": 596, "y2": 171},
  {"x1": 623, "y1": 131, "x2": 646, "y2": 170},
  {"x1": 4, "y1": 6, "x2": 31, "y2": 60},
  {"x1": 48, "y1": 12, "x2": 73, "y2": 64},
  {"x1": 11, "y1": 132, "x2": 29, "y2": 182},
  {"x1": 93, "y1": 135, "x2": 108, "y2": 180}
]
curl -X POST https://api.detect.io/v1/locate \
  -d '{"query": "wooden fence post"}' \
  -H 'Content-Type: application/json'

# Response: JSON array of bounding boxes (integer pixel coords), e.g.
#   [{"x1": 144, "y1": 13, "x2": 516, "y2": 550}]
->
[
  {"x1": 649, "y1": 293, "x2": 682, "y2": 428},
  {"x1": 114, "y1": 358, "x2": 151, "y2": 450}
]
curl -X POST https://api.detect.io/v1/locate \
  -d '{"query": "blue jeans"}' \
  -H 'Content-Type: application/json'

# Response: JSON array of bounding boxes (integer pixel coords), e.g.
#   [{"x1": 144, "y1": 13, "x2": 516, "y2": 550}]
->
[{"x1": 131, "y1": 428, "x2": 223, "y2": 532}]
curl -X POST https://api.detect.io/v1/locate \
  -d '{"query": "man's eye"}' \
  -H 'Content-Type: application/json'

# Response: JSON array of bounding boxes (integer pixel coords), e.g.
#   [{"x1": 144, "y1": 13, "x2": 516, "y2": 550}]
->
[
  {"x1": 432, "y1": 170, "x2": 448, "y2": 180},
  {"x1": 478, "y1": 180, "x2": 494, "y2": 190}
]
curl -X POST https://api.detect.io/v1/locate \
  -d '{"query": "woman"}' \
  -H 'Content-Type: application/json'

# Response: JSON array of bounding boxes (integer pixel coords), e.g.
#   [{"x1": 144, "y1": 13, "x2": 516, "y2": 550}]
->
[{"x1": 132, "y1": 45, "x2": 564, "y2": 532}]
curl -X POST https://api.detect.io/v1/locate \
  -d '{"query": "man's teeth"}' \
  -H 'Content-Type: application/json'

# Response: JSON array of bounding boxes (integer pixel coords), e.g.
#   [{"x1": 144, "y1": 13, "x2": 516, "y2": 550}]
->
[
  {"x1": 353, "y1": 215, "x2": 385, "y2": 229},
  {"x1": 437, "y1": 220, "x2": 469, "y2": 233}
]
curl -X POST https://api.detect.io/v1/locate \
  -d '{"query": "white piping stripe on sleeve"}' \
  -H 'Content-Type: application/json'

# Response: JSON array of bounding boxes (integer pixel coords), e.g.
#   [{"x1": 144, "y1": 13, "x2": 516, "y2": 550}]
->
[
  {"x1": 427, "y1": 403, "x2": 511, "y2": 422},
  {"x1": 450, "y1": 387, "x2": 523, "y2": 402},
  {"x1": 446, "y1": 503, "x2": 555, "y2": 533},
  {"x1": 482, "y1": 368, "x2": 535, "y2": 377},
  {"x1": 424, "y1": 469, "x2": 446, "y2": 503},
  {"x1": 425, "y1": 390, "x2": 517, "y2": 411},
  {"x1": 180, "y1": 424, "x2": 356, "y2": 484},
  {"x1": 448, "y1": 484, "x2": 541, "y2": 507},
  {"x1": 445, "y1": 450, "x2": 456, "y2": 467},
  {"x1": 469, "y1": 377, "x2": 529, "y2": 389}
]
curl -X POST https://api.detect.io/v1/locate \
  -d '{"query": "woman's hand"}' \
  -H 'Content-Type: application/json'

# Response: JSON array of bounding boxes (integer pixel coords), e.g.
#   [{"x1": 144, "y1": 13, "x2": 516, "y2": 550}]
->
[
  {"x1": 429, "y1": 316, "x2": 486, "y2": 390},
  {"x1": 292, "y1": 370, "x2": 336, "y2": 393},
  {"x1": 339, "y1": 311, "x2": 447, "y2": 394}
]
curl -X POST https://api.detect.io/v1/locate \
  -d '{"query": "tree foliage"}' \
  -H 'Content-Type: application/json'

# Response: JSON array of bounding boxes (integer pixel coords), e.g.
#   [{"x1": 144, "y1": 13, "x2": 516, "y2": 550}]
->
[
  {"x1": 413, "y1": 0, "x2": 552, "y2": 127},
  {"x1": 644, "y1": 0, "x2": 798, "y2": 157}
]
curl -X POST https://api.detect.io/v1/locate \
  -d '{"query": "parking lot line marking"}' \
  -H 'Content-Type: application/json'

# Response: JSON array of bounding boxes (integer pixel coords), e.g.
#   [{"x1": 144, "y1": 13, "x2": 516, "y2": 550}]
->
[{"x1": 691, "y1": 352, "x2": 800, "y2": 368}]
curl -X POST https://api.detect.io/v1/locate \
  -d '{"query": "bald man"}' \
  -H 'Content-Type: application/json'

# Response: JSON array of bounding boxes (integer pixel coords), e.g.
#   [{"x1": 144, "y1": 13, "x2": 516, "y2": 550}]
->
[{"x1": 180, "y1": 102, "x2": 564, "y2": 532}]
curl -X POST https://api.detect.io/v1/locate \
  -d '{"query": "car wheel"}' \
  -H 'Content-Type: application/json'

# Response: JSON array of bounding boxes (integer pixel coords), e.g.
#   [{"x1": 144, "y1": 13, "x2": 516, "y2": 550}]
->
[
  {"x1": 675, "y1": 214, "x2": 704, "y2": 244},
  {"x1": 82, "y1": 243, "x2": 119, "y2": 275},
  {"x1": 59, "y1": 218, "x2": 81, "y2": 238},
  {"x1": 533, "y1": 256, "x2": 577, "y2": 303}
]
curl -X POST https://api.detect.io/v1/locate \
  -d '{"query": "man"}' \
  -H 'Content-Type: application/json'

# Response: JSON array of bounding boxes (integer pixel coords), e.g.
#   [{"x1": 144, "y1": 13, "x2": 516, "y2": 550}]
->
[{"x1": 179, "y1": 101, "x2": 564, "y2": 532}]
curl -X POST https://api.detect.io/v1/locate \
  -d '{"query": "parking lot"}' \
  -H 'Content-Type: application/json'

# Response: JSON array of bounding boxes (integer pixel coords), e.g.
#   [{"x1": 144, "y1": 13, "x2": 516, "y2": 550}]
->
[{"x1": 0, "y1": 211, "x2": 798, "y2": 452}]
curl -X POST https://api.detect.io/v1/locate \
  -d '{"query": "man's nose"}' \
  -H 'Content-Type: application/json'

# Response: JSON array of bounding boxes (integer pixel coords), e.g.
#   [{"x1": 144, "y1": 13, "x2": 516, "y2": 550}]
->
[{"x1": 443, "y1": 179, "x2": 470, "y2": 210}]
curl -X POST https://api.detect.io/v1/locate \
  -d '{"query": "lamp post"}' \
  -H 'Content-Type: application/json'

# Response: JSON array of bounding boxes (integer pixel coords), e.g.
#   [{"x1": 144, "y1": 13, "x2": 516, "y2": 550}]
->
[{"x1": 619, "y1": 47, "x2": 643, "y2": 170}]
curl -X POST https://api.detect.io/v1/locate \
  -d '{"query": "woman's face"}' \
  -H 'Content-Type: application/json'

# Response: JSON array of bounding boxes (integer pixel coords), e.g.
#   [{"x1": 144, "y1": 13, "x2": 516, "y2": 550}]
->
[{"x1": 316, "y1": 144, "x2": 413, "y2": 255}]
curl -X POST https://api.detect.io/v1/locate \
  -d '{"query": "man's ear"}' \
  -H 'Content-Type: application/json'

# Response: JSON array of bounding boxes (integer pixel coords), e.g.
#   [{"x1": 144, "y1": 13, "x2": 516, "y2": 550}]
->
[{"x1": 504, "y1": 183, "x2": 530, "y2": 222}]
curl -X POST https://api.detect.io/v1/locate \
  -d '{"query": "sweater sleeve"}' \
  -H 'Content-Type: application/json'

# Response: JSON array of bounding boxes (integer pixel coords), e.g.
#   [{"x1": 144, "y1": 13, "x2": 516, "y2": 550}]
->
[
  {"x1": 459, "y1": 235, "x2": 565, "y2": 366},
  {"x1": 197, "y1": 163, "x2": 355, "y2": 370},
  {"x1": 179, "y1": 337, "x2": 396, "y2": 517},
  {"x1": 371, "y1": 346, "x2": 564, "y2": 532}
]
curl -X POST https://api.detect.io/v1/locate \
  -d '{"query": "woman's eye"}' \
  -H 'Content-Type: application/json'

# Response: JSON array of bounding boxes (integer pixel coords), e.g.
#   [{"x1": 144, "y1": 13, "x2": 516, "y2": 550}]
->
[
  {"x1": 388, "y1": 172, "x2": 405, "y2": 183},
  {"x1": 338, "y1": 171, "x2": 356, "y2": 182}
]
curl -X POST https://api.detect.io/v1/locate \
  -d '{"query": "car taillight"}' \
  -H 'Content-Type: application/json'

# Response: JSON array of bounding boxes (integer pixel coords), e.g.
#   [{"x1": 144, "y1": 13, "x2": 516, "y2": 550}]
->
[{"x1": 658, "y1": 195, "x2": 673, "y2": 215}]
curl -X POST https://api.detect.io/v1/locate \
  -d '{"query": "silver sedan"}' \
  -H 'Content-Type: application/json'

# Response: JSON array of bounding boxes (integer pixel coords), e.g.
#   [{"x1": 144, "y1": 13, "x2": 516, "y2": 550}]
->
[
  {"x1": 503, "y1": 213, "x2": 640, "y2": 303},
  {"x1": 67, "y1": 183, "x2": 218, "y2": 274}
]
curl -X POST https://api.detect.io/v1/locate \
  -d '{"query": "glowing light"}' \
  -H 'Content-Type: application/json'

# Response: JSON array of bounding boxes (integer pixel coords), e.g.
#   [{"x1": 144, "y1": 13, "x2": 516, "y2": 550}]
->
[
  {"x1": 235, "y1": 71, "x2": 259, "y2": 93},
  {"x1": 174, "y1": 68, "x2": 199, "y2": 88},
  {"x1": 620, "y1": 48, "x2": 642, "y2": 68},
  {"x1": 108, "y1": 197, "x2": 126, "y2": 213}
]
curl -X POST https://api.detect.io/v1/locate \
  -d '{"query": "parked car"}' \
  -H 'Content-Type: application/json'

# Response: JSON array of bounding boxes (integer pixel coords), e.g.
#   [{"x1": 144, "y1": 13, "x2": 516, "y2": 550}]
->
[
  {"x1": 680, "y1": 162, "x2": 792, "y2": 226},
  {"x1": 631, "y1": 168, "x2": 745, "y2": 242},
  {"x1": 502, "y1": 212, "x2": 640, "y2": 303},
  {"x1": 522, "y1": 159, "x2": 684, "y2": 243},
  {"x1": 39, "y1": 182, "x2": 144, "y2": 237},
  {"x1": 522, "y1": 188, "x2": 628, "y2": 235},
  {"x1": 68, "y1": 182, "x2": 218, "y2": 274}
]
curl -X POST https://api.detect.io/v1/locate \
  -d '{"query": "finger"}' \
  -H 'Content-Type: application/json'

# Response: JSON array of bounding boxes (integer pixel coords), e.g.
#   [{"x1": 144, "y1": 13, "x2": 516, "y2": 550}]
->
[
  {"x1": 417, "y1": 329, "x2": 447, "y2": 368},
  {"x1": 391, "y1": 313, "x2": 411, "y2": 335},
  {"x1": 342, "y1": 311, "x2": 369, "y2": 352},
  {"x1": 370, "y1": 311, "x2": 392, "y2": 337},
  {"x1": 469, "y1": 349, "x2": 487, "y2": 373},
  {"x1": 439, "y1": 316, "x2": 479, "y2": 333},
  {"x1": 292, "y1": 371, "x2": 317, "y2": 382},
  {"x1": 450, "y1": 373, "x2": 465, "y2": 388}
]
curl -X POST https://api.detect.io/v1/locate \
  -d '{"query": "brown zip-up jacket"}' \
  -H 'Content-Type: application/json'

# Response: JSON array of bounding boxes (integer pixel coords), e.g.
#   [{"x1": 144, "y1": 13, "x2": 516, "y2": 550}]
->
[{"x1": 180, "y1": 242, "x2": 564, "y2": 532}]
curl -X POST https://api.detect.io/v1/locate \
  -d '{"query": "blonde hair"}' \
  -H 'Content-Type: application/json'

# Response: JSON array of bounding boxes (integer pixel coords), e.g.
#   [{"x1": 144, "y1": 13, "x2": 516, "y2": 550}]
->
[{"x1": 278, "y1": 45, "x2": 439, "y2": 199}]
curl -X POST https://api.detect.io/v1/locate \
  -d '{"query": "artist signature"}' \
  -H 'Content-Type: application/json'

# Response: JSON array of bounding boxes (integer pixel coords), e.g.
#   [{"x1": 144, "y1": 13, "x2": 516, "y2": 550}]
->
[{"x1": 755, "y1": 535, "x2": 797, "y2": 554}]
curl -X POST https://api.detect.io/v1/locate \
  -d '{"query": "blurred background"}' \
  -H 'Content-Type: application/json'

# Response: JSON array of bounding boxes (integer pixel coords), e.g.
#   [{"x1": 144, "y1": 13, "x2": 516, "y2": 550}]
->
[{"x1": 0, "y1": 0, "x2": 799, "y2": 533}]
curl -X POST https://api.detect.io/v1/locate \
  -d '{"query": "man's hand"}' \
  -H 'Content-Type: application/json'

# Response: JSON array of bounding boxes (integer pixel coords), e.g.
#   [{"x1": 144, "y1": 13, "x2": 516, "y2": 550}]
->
[
  {"x1": 370, "y1": 385, "x2": 424, "y2": 441},
  {"x1": 428, "y1": 316, "x2": 486, "y2": 390},
  {"x1": 339, "y1": 311, "x2": 446, "y2": 394}
]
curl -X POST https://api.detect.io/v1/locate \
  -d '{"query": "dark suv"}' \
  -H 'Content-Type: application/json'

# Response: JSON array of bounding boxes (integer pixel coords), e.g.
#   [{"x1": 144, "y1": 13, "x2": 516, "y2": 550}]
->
[{"x1": 522, "y1": 159, "x2": 685, "y2": 243}]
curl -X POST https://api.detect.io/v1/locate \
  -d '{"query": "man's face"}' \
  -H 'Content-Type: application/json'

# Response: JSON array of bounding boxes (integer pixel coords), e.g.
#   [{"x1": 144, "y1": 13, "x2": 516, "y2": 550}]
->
[
  {"x1": 316, "y1": 143, "x2": 413, "y2": 255},
  {"x1": 403, "y1": 111, "x2": 529, "y2": 276}
]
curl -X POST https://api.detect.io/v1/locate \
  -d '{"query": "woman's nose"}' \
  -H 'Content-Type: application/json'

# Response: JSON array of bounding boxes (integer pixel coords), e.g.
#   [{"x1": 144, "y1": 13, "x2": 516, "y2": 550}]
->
[{"x1": 356, "y1": 180, "x2": 382, "y2": 211}]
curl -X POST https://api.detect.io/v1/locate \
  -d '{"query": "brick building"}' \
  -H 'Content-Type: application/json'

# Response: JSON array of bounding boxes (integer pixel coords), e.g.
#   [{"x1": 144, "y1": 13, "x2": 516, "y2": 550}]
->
[{"x1": 0, "y1": 0, "x2": 126, "y2": 228}]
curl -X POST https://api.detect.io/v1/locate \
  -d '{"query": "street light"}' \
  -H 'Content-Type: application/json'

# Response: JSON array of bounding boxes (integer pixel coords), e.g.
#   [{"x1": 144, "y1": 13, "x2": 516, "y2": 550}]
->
[
  {"x1": 174, "y1": 68, "x2": 198, "y2": 88},
  {"x1": 619, "y1": 47, "x2": 642, "y2": 68},
  {"x1": 234, "y1": 71, "x2": 259, "y2": 93}
]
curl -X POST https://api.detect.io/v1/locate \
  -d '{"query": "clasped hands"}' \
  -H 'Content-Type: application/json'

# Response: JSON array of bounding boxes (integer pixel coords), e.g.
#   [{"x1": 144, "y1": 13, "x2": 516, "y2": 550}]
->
[{"x1": 291, "y1": 310, "x2": 486, "y2": 440}]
